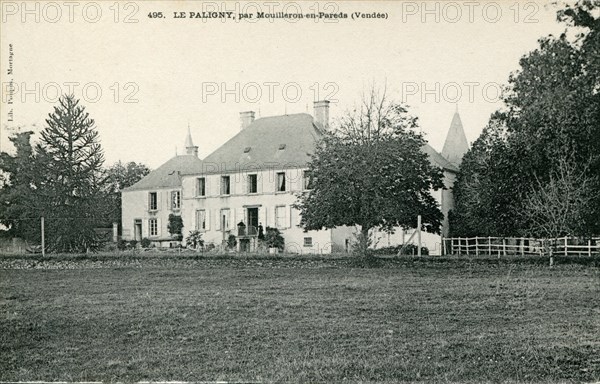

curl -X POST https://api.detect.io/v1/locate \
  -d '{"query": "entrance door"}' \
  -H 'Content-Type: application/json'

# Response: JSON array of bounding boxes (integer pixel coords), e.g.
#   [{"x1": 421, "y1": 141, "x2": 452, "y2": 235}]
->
[
  {"x1": 134, "y1": 219, "x2": 142, "y2": 241},
  {"x1": 247, "y1": 207, "x2": 259, "y2": 235}
]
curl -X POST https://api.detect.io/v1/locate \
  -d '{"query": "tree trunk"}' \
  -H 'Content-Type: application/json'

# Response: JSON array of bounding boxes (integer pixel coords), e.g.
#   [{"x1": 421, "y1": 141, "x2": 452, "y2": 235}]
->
[{"x1": 358, "y1": 226, "x2": 371, "y2": 257}]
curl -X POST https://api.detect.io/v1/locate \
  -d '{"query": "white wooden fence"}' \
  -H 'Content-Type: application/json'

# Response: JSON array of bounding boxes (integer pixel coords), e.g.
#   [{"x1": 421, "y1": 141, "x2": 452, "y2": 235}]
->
[{"x1": 442, "y1": 236, "x2": 600, "y2": 257}]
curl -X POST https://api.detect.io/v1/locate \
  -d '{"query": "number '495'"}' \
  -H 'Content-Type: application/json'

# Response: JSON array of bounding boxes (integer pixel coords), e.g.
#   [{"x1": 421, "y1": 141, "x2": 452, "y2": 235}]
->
[{"x1": 148, "y1": 12, "x2": 164, "y2": 18}]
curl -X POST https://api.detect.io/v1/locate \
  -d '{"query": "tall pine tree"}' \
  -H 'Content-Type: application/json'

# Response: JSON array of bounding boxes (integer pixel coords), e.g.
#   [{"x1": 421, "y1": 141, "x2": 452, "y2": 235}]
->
[{"x1": 35, "y1": 94, "x2": 106, "y2": 252}]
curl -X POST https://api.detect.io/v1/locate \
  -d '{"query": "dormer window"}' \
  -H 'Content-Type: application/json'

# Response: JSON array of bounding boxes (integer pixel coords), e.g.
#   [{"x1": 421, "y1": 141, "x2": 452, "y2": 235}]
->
[
  {"x1": 278, "y1": 144, "x2": 286, "y2": 150},
  {"x1": 244, "y1": 147, "x2": 251, "y2": 153}
]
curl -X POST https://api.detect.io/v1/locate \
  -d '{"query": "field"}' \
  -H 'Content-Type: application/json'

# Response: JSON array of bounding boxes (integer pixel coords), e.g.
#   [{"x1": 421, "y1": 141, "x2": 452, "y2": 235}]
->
[{"x1": 1, "y1": 254, "x2": 599, "y2": 383}]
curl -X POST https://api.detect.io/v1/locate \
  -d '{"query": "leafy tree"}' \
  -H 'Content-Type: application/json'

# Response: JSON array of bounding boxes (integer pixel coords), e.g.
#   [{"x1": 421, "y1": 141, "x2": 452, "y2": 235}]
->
[
  {"x1": 449, "y1": 116, "x2": 523, "y2": 237},
  {"x1": 451, "y1": 1, "x2": 600, "y2": 237},
  {"x1": 98, "y1": 161, "x2": 150, "y2": 226},
  {"x1": 34, "y1": 94, "x2": 106, "y2": 252},
  {"x1": 296, "y1": 88, "x2": 444, "y2": 255},
  {"x1": 0, "y1": 131, "x2": 39, "y2": 241}
]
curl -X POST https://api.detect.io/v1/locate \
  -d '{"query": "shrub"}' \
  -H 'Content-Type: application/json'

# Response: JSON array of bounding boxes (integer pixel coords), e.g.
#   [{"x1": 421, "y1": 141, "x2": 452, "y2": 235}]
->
[
  {"x1": 264, "y1": 227, "x2": 284, "y2": 251},
  {"x1": 186, "y1": 230, "x2": 204, "y2": 250},
  {"x1": 227, "y1": 234, "x2": 237, "y2": 250},
  {"x1": 369, "y1": 244, "x2": 429, "y2": 256},
  {"x1": 128, "y1": 240, "x2": 138, "y2": 248},
  {"x1": 398, "y1": 243, "x2": 429, "y2": 256},
  {"x1": 167, "y1": 214, "x2": 184, "y2": 240},
  {"x1": 117, "y1": 239, "x2": 128, "y2": 250},
  {"x1": 140, "y1": 238, "x2": 152, "y2": 248},
  {"x1": 351, "y1": 231, "x2": 374, "y2": 257}
]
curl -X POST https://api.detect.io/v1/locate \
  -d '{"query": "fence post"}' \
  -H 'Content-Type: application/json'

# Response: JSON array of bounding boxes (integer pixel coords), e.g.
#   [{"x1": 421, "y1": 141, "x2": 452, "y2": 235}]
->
[
  {"x1": 488, "y1": 237, "x2": 491, "y2": 256},
  {"x1": 466, "y1": 237, "x2": 469, "y2": 256},
  {"x1": 588, "y1": 239, "x2": 592, "y2": 257},
  {"x1": 41, "y1": 217, "x2": 45, "y2": 257},
  {"x1": 417, "y1": 215, "x2": 422, "y2": 257},
  {"x1": 502, "y1": 238, "x2": 506, "y2": 257},
  {"x1": 564, "y1": 237, "x2": 568, "y2": 257},
  {"x1": 521, "y1": 237, "x2": 524, "y2": 256},
  {"x1": 475, "y1": 236, "x2": 479, "y2": 256}
]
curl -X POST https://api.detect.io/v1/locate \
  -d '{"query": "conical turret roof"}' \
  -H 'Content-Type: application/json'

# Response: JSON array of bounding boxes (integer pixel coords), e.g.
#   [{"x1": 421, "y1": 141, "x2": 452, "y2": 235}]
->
[
  {"x1": 184, "y1": 126, "x2": 195, "y2": 149},
  {"x1": 441, "y1": 110, "x2": 469, "y2": 166}
]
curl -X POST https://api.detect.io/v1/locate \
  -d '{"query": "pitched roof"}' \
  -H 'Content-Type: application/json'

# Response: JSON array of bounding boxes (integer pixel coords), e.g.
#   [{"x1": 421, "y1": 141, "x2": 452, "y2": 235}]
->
[
  {"x1": 422, "y1": 144, "x2": 459, "y2": 173},
  {"x1": 123, "y1": 155, "x2": 203, "y2": 191},
  {"x1": 125, "y1": 113, "x2": 457, "y2": 191},
  {"x1": 185, "y1": 113, "x2": 323, "y2": 175},
  {"x1": 441, "y1": 112, "x2": 469, "y2": 166}
]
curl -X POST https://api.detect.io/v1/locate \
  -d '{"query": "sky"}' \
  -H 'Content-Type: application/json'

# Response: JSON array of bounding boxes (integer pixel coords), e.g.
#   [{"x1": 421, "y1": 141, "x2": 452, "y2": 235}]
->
[{"x1": 1, "y1": 0, "x2": 566, "y2": 169}]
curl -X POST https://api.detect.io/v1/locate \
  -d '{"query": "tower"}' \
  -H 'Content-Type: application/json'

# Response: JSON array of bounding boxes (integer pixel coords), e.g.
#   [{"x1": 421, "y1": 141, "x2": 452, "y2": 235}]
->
[
  {"x1": 441, "y1": 108, "x2": 469, "y2": 167},
  {"x1": 185, "y1": 124, "x2": 199, "y2": 157}
]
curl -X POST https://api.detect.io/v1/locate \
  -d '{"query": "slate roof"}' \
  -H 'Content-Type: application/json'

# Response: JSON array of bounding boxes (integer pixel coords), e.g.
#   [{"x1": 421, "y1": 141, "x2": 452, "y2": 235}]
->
[
  {"x1": 422, "y1": 143, "x2": 459, "y2": 173},
  {"x1": 183, "y1": 113, "x2": 324, "y2": 175},
  {"x1": 441, "y1": 112, "x2": 469, "y2": 167},
  {"x1": 123, "y1": 155, "x2": 203, "y2": 191},
  {"x1": 124, "y1": 113, "x2": 457, "y2": 192}
]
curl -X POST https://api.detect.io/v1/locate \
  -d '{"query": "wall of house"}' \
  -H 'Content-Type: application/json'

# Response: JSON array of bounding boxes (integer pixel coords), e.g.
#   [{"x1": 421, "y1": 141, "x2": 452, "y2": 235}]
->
[
  {"x1": 368, "y1": 182, "x2": 451, "y2": 255},
  {"x1": 121, "y1": 187, "x2": 182, "y2": 244},
  {"x1": 331, "y1": 226, "x2": 357, "y2": 253},
  {"x1": 181, "y1": 167, "x2": 333, "y2": 253},
  {"x1": 441, "y1": 170, "x2": 456, "y2": 238}
]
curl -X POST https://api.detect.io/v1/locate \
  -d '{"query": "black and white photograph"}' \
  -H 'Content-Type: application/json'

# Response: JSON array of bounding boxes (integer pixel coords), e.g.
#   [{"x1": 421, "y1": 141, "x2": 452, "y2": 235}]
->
[{"x1": 0, "y1": 0, "x2": 599, "y2": 382}]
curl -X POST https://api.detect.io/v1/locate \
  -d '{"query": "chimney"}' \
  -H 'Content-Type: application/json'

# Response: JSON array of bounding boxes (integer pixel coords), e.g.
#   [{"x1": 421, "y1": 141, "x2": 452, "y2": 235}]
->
[
  {"x1": 313, "y1": 100, "x2": 330, "y2": 130},
  {"x1": 240, "y1": 111, "x2": 255, "y2": 130}
]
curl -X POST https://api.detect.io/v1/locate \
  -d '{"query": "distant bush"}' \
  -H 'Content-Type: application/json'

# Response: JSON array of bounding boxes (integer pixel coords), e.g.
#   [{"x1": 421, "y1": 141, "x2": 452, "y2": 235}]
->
[
  {"x1": 128, "y1": 240, "x2": 138, "y2": 249},
  {"x1": 140, "y1": 238, "x2": 152, "y2": 248}
]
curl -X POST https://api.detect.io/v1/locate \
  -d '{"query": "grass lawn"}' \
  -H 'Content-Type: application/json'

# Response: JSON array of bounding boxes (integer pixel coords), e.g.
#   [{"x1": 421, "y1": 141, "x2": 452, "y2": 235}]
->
[{"x1": 1, "y1": 255, "x2": 599, "y2": 383}]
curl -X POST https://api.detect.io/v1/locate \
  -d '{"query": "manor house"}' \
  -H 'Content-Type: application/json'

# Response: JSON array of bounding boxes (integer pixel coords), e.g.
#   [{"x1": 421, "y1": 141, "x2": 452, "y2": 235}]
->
[{"x1": 121, "y1": 101, "x2": 468, "y2": 254}]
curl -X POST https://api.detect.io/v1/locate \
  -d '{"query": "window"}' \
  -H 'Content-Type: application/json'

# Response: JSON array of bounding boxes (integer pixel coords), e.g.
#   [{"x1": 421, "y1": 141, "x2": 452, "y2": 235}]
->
[
  {"x1": 275, "y1": 205, "x2": 287, "y2": 229},
  {"x1": 303, "y1": 170, "x2": 313, "y2": 190},
  {"x1": 196, "y1": 210, "x2": 206, "y2": 231},
  {"x1": 196, "y1": 177, "x2": 206, "y2": 197},
  {"x1": 248, "y1": 174, "x2": 257, "y2": 194},
  {"x1": 276, "y1": 172, "x2": 286, "y2": 192},
  {"x1": 220, "y1": 208, "x2": 230, "y2": 230},
  {"x1": 304, "y1": 237, "x2": 313, "y2": 247},
  {"x1": 148, "y1": 192, "x2": 158, "y2": 210},
  {"x1": 171, "y1": 190, "x2": 181, "y2": 210},
  {"x1": 221, "y1": 176, "x2": 230, "y2": 195},
  {"x1": 149, "y1": 218, "x2": 158, "y2": 236}
]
